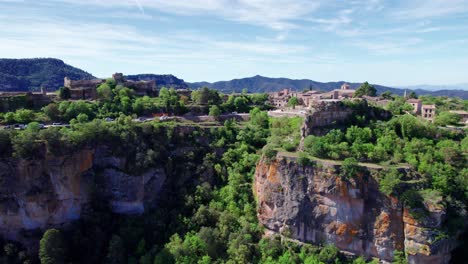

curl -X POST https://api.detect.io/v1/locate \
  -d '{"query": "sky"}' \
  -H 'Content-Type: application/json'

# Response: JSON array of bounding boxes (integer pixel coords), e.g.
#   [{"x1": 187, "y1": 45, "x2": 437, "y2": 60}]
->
[{"x1": 1, "y1": 0, "x2": 468, "y2": 86}]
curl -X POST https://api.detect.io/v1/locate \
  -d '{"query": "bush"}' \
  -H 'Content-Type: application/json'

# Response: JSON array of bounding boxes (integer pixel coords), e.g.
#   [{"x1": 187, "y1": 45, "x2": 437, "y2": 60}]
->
[
  {"x1": 263, "y1": 145, "x2": 278, "y2": 162},
  {"x1": 379, "y1": 168, "x2": 402, "y2": 196},
  {"x1": 340, "y1": 157, "x2": 359, "y2": 179}
]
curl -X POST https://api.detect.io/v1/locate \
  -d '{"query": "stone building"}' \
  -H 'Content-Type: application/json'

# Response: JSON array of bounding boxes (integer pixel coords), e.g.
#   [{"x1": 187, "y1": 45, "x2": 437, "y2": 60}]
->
[
  {"x1": 319, "y1": 83, "x2": 356, "y2": 100},
  {"x1": 269, "y1": 88, "x2": 294, "y2": 108},
  {"x1": 421, "y1": 104, "x2": 436, "y2": 122},
  {"x1": 407, "y1": 99, "x2": 422, "y2": 114},
  {"x1": 64, "y1": 73, "x2": 157, "y2": 100},
  {"x1": 64, "y1": 77, "x2": 104, "y2": 100},
  {"x1": 112, "y1": 73, "x2": 157, "y2": 97}
]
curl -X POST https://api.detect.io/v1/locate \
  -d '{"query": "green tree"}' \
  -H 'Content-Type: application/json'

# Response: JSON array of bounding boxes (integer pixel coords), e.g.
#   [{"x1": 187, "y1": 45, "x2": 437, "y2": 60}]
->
[
  {"x1": 191, "y1": 87, "x2": 221, "y2": 105},
  {"x1": 354, "y1": 82, "x2": 377, "y2": 97},
  {"x1": 234, "y1": 96, "x2": 249, "y2": 113},
  {"x1": 4, "y1": 112, "x2": 15, "y2": 124},
  {"x1": 14, "y1": 109, "x2": 35, "y2": 123},
  {"x1": 39, "y1": 229, "x2": 65, "y2": 264},
  {"x1": 58, "y1": 87, "x2": 70, "y2": 100},
  {"x1": 340, "y1": 157, "x2": 359, "y2": 179},
  {"x1": 288, "y1": 96, "x2": 299, "y2": 109},
  {"x1": 209, "y1": 105, "x2": 221, "y2": 118},
  {"x1": 434, "y1": 111, "x2": 461, "y2": 126},
  {"x1": 97, "y1": 83, "x2": 113, "y2": 101},
  {"x1": 43, "y1": 103, "x2": 60, "y2": 121},
  {"x1": 381, "y1": 91, "x2": 393, "y2": 100},
  {"x1": 408, "y1": 91, "x2": 418, "y2": 99},
  {"x1": 76, "y1": 113, "x2": 89, "y2": 123},
  {"x1": 379, "y1": 168, "x2": 402, "y2": 196}
]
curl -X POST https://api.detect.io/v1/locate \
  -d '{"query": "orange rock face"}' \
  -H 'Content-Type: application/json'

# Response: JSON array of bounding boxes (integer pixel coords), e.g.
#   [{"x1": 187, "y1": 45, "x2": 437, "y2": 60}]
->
[{"x1": 254, "y1": 156, "x2": 455, "y2": 264}]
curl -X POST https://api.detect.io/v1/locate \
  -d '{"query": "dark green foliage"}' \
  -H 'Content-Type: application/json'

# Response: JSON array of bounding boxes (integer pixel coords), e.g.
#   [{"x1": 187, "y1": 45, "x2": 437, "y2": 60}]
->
[
  {"x1": 39, "y1": 229, "x2": 65, "y2": 264},
  {"x1": 354, "y1": 82, "x2": 377, "y2": 97},
  {"x1": 434, "y1": 111, "x2": 462, "y2": 126},
  {"x1": 58, "y1": 86, "x2": 70, "y2": 99},
  {"x1": 268, "y1": 116, "x2": 303, "y2": 151},
  {"x1": 379, "y1": 169, "x2": 402, "y2": 196},
  {"x1": 408, "y1": 91, "x2": 418, "y2": 99},
  {"x1": 340, "y1": 157, "x2": 359, "y2": 179},
  {"x1": 288, "y1": 96, "x2": 299, "y2": 109},
  {"x1": 208, "y1": 105, "x2": 221, "y2": 117},
  {"x1": 0, "y1": 58, "x2": 94, "y2": 92},
  {"x1": 191, "y1": 87, "x2": 222, "y2": 105},
  {"x1": 297, "y1": 152, "x2": 312, "y2": 166},
  {"x1": 392, "y1": 250, "x2": 408, "y2": 264},
  {"x1": 386, "y1": 97, "x2": 414, "y2": 115}
]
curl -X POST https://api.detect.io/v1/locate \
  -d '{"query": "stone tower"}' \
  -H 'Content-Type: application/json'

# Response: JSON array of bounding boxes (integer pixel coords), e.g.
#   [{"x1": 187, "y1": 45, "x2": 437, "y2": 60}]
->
[{"x1": 112, "y1": 73, "x2": 125, "y2": 84}]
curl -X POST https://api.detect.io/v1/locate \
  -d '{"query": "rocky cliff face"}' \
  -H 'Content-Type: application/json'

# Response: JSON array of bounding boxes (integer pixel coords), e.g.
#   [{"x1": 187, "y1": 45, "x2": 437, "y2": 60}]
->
[
  {"x1": 254, "y1": 155, "x2": 456, "y2": 263},
  {"x1": 0, "y1": 146, "x2": 166, "y2": 243}
]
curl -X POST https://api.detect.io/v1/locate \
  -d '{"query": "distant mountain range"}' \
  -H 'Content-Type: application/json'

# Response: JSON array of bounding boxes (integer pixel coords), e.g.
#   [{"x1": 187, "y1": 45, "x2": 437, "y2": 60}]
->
[
  {"x1": 0, "y1": 58, "x2": 467, "y2": 99},
  {"x1": 402, "y1": 84, "x2": 468, "y2": 91},
  {"x1": 189, "y1": 75, "x2": 468, "y2": 99}
]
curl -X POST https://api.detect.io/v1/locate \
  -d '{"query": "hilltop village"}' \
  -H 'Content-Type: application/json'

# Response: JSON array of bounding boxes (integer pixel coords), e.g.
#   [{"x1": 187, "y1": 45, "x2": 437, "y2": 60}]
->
[{"x1": 2, "y1": 73, "x2": 459, "y2": 126}]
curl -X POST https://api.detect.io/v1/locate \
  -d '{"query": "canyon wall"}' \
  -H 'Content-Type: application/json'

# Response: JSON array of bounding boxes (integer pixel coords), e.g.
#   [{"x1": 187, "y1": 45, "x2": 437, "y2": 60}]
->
[
  {"x1": 254, "y1": 155, "x2": 456, "y2": 263},
  {"x1": 0, "y1": 147, "x2": 166, "y2": 243}
]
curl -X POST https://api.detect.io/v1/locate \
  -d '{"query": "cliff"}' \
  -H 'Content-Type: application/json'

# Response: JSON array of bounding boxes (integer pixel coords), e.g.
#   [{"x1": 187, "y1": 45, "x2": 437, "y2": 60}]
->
[
  {"x1": 254, "y1": 155, "x2": 457, "y2": 263},
  {"x1": 0, "y1": 147, "x2": 166, "y2": 243},
  {"x1": 0, "y1": 125, "x2": 216, "y2": 247}
]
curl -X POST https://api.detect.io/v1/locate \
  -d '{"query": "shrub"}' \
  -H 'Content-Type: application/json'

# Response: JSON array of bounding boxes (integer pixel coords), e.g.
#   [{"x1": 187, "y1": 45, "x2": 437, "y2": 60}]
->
[
  {"x1": 297, "y1": 152, "x2": 311, "y2": 166},
  {"x1": 340, "y1": 157, "x2": 359, "y2": 179},
  {"x1": 379, "y1": 168, "x2": 402, "y2": 196},
  {"x1": 263, "y1": 145, "x2": 278, "y2": 162}
]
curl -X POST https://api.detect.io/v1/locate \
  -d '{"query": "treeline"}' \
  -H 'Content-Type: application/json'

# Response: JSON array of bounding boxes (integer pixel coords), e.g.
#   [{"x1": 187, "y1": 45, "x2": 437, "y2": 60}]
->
[{"x1": 0, "y1": 82, "x2": 271, "y2": 124}]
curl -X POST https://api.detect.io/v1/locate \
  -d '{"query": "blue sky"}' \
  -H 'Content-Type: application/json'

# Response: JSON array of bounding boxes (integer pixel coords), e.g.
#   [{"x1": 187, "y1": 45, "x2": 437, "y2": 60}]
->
[{"x1": 1, "y1": 0, "x2": 468, "y2": 86}]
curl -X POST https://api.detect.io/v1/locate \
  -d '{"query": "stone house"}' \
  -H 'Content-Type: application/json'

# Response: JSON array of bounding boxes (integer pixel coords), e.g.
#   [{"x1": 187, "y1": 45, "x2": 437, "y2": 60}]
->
[
  {"x1": 421, "y1": 104, "x2": 436, "y2": 122},
  {"x1": 269, "y1": 88, "x2": 294, "y2": 108},
  {"x1": 64, "y1": 73, "x2": 157, "y2": 100},
  {"x1": 407, "y1": 99, "x2": 422, "y2": 114}
]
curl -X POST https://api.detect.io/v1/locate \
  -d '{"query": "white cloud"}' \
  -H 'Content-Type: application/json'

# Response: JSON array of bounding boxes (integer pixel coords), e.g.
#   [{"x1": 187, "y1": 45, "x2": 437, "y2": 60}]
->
[
  {"x1": 49, "y1": 0, "x2": 321, "y2": 30},
  {"x1": 352, "y1": 38, "x2": 424, "y2": 55},
  {"x1": 392, "y1": 0, "x2": 468, "y2": 19}
]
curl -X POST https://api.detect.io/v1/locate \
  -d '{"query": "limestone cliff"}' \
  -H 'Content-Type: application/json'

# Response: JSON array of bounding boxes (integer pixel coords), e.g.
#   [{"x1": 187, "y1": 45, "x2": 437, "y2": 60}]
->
[
  {"x1": 254, "y1": 155, "x2": 457, "y2": 263},
  {"x1": 0, "y1": 146, "x2": 166, "y2": 243}
]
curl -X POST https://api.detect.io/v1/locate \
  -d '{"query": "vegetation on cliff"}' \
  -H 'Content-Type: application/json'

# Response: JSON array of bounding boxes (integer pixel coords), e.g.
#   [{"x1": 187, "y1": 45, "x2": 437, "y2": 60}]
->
[{"x1": 1, "y1": 108, "x2": 384, "y2": 264}]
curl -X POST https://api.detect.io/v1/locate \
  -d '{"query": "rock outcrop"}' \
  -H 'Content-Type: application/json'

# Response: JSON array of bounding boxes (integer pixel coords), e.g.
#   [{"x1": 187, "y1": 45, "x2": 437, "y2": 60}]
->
[
  {"x1": 254, "y1": 155, "x2": 457, "y2": 263},
  {"x1": 0, "y1": 146, "x2": 166, "y2": 243}
]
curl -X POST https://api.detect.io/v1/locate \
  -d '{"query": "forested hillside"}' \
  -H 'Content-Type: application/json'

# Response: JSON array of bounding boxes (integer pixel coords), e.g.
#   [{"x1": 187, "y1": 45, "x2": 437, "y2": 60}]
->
[{"x1": 0, "y1": 58, "x2": 94, "y2": 92}]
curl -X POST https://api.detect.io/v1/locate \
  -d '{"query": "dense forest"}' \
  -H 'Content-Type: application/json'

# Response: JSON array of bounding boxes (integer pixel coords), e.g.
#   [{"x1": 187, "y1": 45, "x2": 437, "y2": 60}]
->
[{"x1": 0, "y1": 58, "x2": 94, "y2": 91}]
